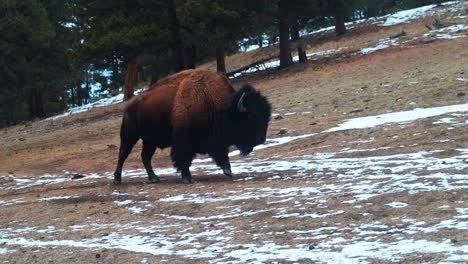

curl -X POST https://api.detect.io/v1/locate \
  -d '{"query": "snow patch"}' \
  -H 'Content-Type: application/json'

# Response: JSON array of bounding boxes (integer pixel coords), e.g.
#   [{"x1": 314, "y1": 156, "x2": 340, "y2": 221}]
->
[
  {"x1": 382, "y1": 4, "x2": 436, "y2": 26},
  {"x1": 386, "y1": 202, "x2": 408, "y2": 208},
  {"x1": 38, "y1": 196, "x2": 78, "y2": 201},
  {"x1": 326, "y1": 102, "x2": 468, "y2": 132},
  {"x1": 114, "y1": 200, "x2": 133, "y2": 206},
  {"x1": 360, "y1": 38, "x2": 399, "y2": 54},
  {"x1": 424, "y1": 24, "x2": 468, "y2": 39},
  {"x1": 48, "y1": 89, "x2": 144, "y2": 120}
]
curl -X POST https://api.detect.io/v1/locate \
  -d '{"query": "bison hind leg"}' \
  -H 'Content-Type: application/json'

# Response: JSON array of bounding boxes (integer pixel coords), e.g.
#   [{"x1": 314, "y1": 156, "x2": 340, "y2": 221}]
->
[
  {"x1": 114, "y1": 136, "x2": 138, "y2": 185},
  {"x1": 114, "y1": 112, "x2": 139, "y2": 185},
  {"x1": 141, "y1": 141, "x2": 160, "y2": 183}
]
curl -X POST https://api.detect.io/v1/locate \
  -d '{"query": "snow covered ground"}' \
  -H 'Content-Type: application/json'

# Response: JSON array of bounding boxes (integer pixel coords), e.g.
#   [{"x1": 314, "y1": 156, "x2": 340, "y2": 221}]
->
[
  {"x1": 2, "y1": 3, "x2": 467, "y2": 260},
  {"x1": 48, "y1": 94, "x2": 124, "y2": 120},
  {"x1": 326, "y1": 102, "x2": 468, "y2": 132},
  {"x1": 424, "y1": 24, "x2": 468, "y2": 39},
  {"x1": 1, "y1": 102, "x2": 467, "y2": 263},
  {"x1": 48, "y1": 89, "x2": 144, "y2": 120},
  {"x1": 380, "y1": 3, "x2": 438, "y2": 26},
  {"x1": 232, "y1": 0, "x2": 467, "y2": 77}
]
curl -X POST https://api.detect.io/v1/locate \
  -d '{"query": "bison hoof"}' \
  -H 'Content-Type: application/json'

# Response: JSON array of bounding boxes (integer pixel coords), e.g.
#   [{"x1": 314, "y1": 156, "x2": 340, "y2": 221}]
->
[
  {"x1": 182, "y1": 178, "x2": 193, "y2": 184},
  {"x1": 113, "y1": 179, "x2": 122, "y2": 185},
  {"x1": 223, "y1": 168, "x2": 233, "y2": 177},
  {"x1": 149, "y1": 176, "x2": 161, "y2": 183}
]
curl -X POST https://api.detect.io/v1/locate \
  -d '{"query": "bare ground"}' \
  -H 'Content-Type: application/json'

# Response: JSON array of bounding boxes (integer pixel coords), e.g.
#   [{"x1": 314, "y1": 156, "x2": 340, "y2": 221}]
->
[{"x1": 0, "y1": 7, "x2": 467, "y2": 264}]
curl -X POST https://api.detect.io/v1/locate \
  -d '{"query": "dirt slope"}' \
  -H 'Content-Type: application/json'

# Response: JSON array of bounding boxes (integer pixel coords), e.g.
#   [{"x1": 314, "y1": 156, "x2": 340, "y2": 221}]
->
[
  {"x1": 1, "y1": 38, "x2": 466, "y2": 177},
  {"x1": 0, "y1": 5, "x2": 467, "y2": 263}
]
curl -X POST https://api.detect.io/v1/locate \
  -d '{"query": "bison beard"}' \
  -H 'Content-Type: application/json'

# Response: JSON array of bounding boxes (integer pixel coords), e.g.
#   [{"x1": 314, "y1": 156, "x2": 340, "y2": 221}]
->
[{"x1": 113, "y1": 69, "x2": 271, "y2": 185}]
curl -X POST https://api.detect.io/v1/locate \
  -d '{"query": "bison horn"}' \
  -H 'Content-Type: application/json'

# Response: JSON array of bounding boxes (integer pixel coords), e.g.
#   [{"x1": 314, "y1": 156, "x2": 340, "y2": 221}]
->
[{"x1": 237, "y1": 92, "x2": 247, "y2": 112}]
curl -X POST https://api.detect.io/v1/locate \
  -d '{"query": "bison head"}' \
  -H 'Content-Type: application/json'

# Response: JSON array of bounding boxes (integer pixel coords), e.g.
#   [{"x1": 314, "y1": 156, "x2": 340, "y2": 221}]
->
[{"x1": 228, "y1": 84, "x2": 271, "y2": 155}]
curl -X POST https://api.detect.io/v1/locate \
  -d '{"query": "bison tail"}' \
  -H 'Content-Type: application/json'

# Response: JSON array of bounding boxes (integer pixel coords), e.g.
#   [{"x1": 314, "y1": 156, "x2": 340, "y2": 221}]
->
[{"x1": 120, "y1": 111, "x2": 138, "y2": 142}]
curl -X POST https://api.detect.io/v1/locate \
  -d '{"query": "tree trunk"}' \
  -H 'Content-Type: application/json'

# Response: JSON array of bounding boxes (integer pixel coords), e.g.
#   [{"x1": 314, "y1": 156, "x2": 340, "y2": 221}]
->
[
  {"x1": 60, "y1": 86, "x2": 68, "y2": 110},
  {"x1": 150, "y1": 71, "x2": 159, "y2": 87},
  {"x1": 278, "y1": 0, "x2": 292, "y2": 68},
  {"x1": 386, "y1": 0, "x2": 398, "y2": 7},
  {"x1": 111, "y1": 52, "x2": 120, "y2": 94},
  {"x1": 216, "y1": 40, "x2": 226, "y2": 74},
  {"x1": 335, "y1": 10, "x2": 346, "y2": 36},
  {"x1": 84, "y1": 82, "x2": 90, "y2": 104},
  {"x1": 70, "y1": 85, "x2": 75, "y2": 106},
  {"x1": 185, "y1": 44, "x2": 196, "y2": 69},
  {"x1": 291, "y1": 19, "x2": 307, "y2": 63},
  {"x1": 258, "y1": 35, "x2": 264, "y2": 48},
  {"x1": 28, "y1": 86, "x2": 45, "y2": 119},
  {"x1": 124, "y1": 56, "x2": 138, "y2": 101},
  {"x1": 76, "y1": 81, "x2": 83, "y2": 106},
  {"x1": 167, "y1": 0, "x2": 185, "y2": 71}
]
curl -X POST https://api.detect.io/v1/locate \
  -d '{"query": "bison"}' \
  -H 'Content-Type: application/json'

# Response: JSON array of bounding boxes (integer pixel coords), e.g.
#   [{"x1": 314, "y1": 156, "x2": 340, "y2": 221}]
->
[{"x1": 113, "y1": 69, "x2": 271, "y2": 184}]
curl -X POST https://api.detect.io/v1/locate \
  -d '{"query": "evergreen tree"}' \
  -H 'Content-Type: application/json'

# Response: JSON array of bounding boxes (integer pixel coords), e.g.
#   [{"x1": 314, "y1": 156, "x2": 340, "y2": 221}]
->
[
  {"x1": 1, "y1": 0, "x2": 453, "y2": 126},
  {"x1": 318, "y1": 0, "x2": 358, "y2": 36},
  {"x1": 277, "y1": 0, "x2": 292, "y2": 68},
  {"x1": 0, "y1": 0, "x2": 55, "y2": 121},
  {"x1": 176, "y1": 0, "x2": 266, "y2": 73},
  {"x1": 273, "y1": 0, "x2": 319, "y2": 67},
  {"x1": 39, "y1": 0, "x2": 76, "y2": 111},
  {"x1": 80, "y1": 0, "x2": 170, "y2": 101}
]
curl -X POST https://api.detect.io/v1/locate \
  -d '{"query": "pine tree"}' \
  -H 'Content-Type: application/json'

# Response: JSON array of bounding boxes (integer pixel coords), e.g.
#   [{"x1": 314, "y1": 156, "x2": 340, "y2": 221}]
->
[
  {"x1": 318, "y1": 0, "x2": 366, "y2": 36},
  {"x1": 80, "y1": 0, "x2": 170, "y2": 101},
  {"x1": 277, "y1": 0, "x2": 292, "y2": 68},
  {"x1": 0, "y1": 0, "x2": 55, "y2": 120},
  {"x1": 175, "y1": 0, "x2": 264, "y2": 74},
  {"x1": 274, "y1": 0, "x2": 320, "y2": 67}
]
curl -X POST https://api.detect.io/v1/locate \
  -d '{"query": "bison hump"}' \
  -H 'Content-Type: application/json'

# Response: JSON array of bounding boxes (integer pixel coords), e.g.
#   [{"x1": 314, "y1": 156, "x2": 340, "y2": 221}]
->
[{"x1": 171, "y1": 70, "x2": 234, "y2": 133}]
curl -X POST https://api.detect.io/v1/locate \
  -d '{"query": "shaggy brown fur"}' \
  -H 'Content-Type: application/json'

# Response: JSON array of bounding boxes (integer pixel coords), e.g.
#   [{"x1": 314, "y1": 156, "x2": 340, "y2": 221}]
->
[{"x1": 114, "y1": 69, "x2": 271, "y2": 184}]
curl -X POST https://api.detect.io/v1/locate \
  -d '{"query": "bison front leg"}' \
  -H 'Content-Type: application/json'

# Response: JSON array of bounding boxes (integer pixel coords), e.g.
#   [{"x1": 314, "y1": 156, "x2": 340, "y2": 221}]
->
[
  {"x1": 181, "y1": 168, "x2": 193, "y2": 184},
  {"x1": 141, "y1": 141, "x2": 160, "y2": 183},
  {"x1": 210, "y1": 148, "x2": 232, "y2": 178},
  {"x1": 171, "y1": 145, "x2": 196, "y2": 184}
]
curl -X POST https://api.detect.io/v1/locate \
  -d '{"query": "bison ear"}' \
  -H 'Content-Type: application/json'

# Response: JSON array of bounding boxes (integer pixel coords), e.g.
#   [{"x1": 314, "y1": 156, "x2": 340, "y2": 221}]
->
[{"x1": 237, "y1": 92, "x2": 247, "y2": 112}]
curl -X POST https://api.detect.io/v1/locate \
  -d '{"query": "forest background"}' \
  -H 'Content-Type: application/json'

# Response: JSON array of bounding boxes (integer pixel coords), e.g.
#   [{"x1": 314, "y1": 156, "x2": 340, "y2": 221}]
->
[{"x1": 0, "y1": 0, "x2": 449, "y2": 126}]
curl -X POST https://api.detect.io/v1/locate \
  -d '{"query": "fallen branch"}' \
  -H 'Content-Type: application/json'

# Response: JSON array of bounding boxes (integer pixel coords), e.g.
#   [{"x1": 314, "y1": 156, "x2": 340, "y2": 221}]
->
[
  {"x1": 425, "y1": 24, "x2": 435, "y2": 30},
  {"x1": 433, "y1": 18, "x2": 457, "y2": 29},
  {"x1": 389, "y1": 30, "x2": 406, "y2": 39},
  {"x1": 226, "y1": 55, "x2": 279, "y2": 78}
]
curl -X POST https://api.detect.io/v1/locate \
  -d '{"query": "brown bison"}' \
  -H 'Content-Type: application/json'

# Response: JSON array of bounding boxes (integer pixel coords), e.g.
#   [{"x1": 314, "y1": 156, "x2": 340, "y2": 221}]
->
[{"x1": 113, "y1": 69, "x2": 271, "y2": 184}]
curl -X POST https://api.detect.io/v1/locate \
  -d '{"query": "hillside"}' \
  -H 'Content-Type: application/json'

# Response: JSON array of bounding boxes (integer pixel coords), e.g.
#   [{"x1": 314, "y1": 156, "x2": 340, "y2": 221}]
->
[{"x1": 0, "y1": 2, "x2": 467, "y2": 263}]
